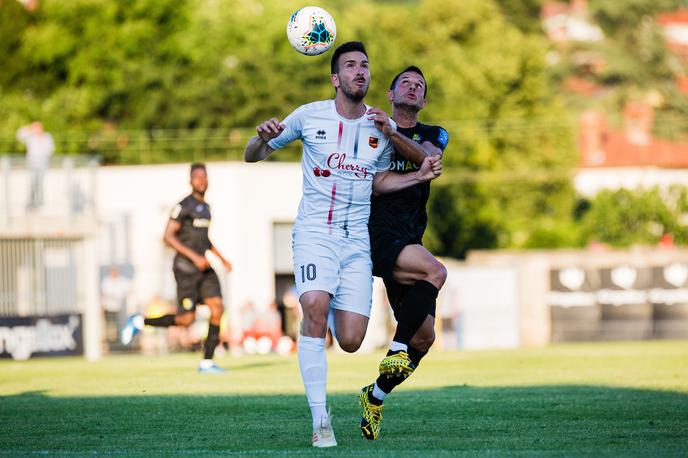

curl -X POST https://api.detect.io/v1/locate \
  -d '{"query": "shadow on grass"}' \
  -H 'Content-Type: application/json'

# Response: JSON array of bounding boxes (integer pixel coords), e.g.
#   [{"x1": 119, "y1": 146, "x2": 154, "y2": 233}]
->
[{"x1": 1, "y1": 385, "x2": 686, "y2": 457}]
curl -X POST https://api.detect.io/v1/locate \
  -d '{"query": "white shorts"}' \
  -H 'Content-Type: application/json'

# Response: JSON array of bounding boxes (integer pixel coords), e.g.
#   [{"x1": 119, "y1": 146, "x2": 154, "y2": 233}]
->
[{"x1": 292, "y1": 228, "x2": 373, "y2": 318}]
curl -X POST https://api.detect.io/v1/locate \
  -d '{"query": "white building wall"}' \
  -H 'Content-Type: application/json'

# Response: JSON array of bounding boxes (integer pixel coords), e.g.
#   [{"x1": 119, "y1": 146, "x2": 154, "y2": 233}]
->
[{"x1": 575, "y1": 167, "x2": 688, "y2": 197}]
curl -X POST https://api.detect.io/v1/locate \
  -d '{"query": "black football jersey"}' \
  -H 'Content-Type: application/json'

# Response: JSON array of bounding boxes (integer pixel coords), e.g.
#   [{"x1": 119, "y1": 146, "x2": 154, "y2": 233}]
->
[
  {"x1": 170, "y1": 194, "x2": 212, "y2": 258},
  {"x1": 369, "y1": 122, "x2": 449, "y2": 241}
]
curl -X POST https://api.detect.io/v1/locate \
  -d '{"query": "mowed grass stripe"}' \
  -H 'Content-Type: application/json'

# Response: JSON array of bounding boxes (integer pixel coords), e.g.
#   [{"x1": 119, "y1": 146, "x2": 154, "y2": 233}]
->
[{"x1": 1, "y1": 341, "x2": 686, "y2": 456}]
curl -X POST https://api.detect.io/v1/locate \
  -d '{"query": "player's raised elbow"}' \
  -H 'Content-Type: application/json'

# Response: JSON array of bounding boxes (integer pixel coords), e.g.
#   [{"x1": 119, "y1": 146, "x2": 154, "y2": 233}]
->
[
  {"x1": 162, "y1": 233, "x2": 174, "y2": 247},
  {"x1": 243, "y1": 148, "x2": 258, "y2": 163}
]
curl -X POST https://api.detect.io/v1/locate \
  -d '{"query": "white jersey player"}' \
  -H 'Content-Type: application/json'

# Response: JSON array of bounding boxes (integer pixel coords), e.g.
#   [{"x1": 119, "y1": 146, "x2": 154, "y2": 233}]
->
[{"x1": 243, "y1": 41, "x2": 442, "y2": 448}]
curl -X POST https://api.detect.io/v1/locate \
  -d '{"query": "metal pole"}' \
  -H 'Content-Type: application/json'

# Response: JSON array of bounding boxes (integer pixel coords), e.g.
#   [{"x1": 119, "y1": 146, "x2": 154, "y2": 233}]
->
[
  {"x1": 64, "y1": 156, "x2": 74, "y2": 222},
  {"x1": 88, "y1": 157, "x2": 99, "y2": 215},
  {"x1": 82, "y1": 235, "x2": 102, "y2": 361}
]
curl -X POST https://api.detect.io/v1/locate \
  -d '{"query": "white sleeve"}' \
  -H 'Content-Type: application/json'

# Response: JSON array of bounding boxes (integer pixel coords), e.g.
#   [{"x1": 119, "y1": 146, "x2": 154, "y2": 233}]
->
[
  {"x1": 267, "y1": 106, "x2": 306, "y2": 150},
  {"x1": 374, "y1": 140, "x2": 393, "y2": 173},
  {"x1": 16, "y1": 127, "x2": 30, "y2": 143}
]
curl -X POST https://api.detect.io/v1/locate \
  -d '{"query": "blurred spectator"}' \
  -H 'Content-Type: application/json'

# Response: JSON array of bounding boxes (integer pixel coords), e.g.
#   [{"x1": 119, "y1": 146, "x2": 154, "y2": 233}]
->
[
  {"x1": 659, "y1": 233, "x2": 675, "y2": 248},
  {"x1": 16, "y1": 122, "x2": 54, "y2": 210},
  {"x1": 281, "y1": 286, "x2": 302, "y2": 341},
  {"x1": 254, "y1": 300, "x2": 283, "y2": 350},
  {"x1": 18, "y1": 0, "x2": 39, "y2": 12},
  {"x1": 240, "y1": 300, "x2": 257, "y2": 339},
  {"x1": 139, "y1": 295, "x2": 175, "y2": 355},
  {"x1": 100, "y1": 266, "x2": 132, "y2": 351},
  {"x1": 238, "y1": 300, "x2": 286, "y2": 355}
]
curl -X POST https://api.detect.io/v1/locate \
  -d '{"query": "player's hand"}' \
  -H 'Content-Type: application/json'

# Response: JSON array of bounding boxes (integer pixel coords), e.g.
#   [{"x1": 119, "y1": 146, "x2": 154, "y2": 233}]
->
[
  {"x1": 417, "y1": 155, "x2": 442, "y2": 182},
  {"x1": 193, "y1": 255, "x2": 211, "y2": 271},
  {"x1": 367, "y1": 107, "x2": 394, "y2": 135},
  {"x1": 256, "y1": 118, "x2": 285, "y2": 142},
  {"x1": 222, "y1": 260, "x2": 233, "y2": 273}
]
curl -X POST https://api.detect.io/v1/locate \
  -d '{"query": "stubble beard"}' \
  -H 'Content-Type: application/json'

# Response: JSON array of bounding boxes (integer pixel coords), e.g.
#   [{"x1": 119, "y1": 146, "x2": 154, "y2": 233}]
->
[
  {"x1": 393, "y1": 94, "x2": 423, "y2": 113},
  {"x1": 341, "y1": 80, "x2": 369, "y2": 103}
]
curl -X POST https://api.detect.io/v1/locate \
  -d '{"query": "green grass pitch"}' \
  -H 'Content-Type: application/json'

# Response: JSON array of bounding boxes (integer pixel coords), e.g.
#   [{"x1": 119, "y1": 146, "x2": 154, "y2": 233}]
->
[{"x1": 1, "y1": 341, "x2": 687, "y2": 456}]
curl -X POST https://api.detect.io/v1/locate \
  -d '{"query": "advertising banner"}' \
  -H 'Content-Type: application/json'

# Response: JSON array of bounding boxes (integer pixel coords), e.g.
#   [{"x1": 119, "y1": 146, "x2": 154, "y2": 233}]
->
[
  {"x1": 0, "y1": 314, "x2": 83, "y2": 360},
  {"x1": 548, "y1": 264, "x2": 688, "y2": 341}
]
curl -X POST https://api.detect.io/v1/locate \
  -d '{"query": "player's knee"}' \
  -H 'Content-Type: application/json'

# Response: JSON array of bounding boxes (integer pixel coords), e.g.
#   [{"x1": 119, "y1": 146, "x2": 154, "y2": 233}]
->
[
  {"x1": 426, "y1": 260, "x2": 447, "y2": 289},
  {"x1": 300, "y1": 293, "x2": 328, "y2": 311},
  {"x1": 208, "y1": 302, "x2": 224, "y2": 319},
  {"x1": 335, "y1": 325, "x2": 365, "y2": 352},
  {"x1": 337, "y1": 336, "x2": 363, "y2": 353}
]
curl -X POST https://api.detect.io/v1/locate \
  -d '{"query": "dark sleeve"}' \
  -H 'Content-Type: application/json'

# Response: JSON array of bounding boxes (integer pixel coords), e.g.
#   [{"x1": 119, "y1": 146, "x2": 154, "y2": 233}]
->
[
  {"x1": 423, "y1": 125, "x2": 449, "y2": 151},
  {"x1": 169, "y1": 200, "x2": 188, "y2": 222}
]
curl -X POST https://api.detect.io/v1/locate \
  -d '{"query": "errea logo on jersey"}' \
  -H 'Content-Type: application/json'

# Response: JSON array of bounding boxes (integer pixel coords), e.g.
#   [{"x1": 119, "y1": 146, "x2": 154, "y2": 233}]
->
[
  {"x1": 316, "y1": 129, "x2": 327, "y2": 140},
  {"x1": 326, "y1": 152, "x2": 370, "y2": 179}
]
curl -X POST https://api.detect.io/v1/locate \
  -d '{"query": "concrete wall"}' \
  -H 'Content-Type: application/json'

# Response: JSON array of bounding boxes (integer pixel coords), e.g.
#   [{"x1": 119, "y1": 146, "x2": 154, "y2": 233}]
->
[{"x1": 468, "y1": 246, "x2": 688, "y2": 346}]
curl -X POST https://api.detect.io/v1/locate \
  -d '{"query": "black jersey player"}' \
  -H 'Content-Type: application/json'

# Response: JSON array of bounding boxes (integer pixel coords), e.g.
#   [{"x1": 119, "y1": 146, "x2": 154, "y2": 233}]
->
[
  {"x1": 121, "y1": 163, "x2": 233, "y2": 373},
  {"x1": 359, "y1": 66, "x2": 449, "y2": 440}
]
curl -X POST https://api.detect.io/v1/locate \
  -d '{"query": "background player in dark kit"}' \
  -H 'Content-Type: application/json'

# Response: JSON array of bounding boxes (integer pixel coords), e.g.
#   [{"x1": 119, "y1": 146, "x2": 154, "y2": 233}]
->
[{"x1": 121, "y1": 163, "x2": 233, "y2": 374}]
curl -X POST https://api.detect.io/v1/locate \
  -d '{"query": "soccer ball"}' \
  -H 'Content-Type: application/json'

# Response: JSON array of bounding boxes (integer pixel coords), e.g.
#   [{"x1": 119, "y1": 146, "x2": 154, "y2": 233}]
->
[{"x1": 287, "y1": 6, "x2": 336, "y2": 56}]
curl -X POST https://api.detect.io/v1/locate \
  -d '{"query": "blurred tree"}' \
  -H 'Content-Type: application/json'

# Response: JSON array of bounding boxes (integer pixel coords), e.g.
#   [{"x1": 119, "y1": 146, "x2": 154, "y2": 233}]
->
[
  {"x1": 493, "y1": 0, "x2": 546, "y2": 34},
  {"x1": 9, "y1": 0, "x2": 663, "y2": 257},
  {"x1": 578, "y1": 186, "x2": 688, "y2": 247}
]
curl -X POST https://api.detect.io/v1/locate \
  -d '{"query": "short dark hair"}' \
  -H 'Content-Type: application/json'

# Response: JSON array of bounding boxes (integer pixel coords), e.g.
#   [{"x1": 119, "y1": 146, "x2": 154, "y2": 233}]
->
[
  {"x1": 389, "y1": 65, "x2": 427, "y2": 97},
  {"x1": 330, "y1": 41, "x2": 368, "y2": 74},
  {"x1": 190, "y1": 163, "x2": 206, "y2": 175}
]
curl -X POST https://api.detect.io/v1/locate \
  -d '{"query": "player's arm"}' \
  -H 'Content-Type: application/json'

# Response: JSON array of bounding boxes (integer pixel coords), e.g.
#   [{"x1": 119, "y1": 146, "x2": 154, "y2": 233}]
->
[
  {"x1": 372, "y1": 155, "x2": 442, "y2": 196},
  {"x1": 163, "y1": 219, "x2": 210, "y2": 271},
  {"x1": 368, "y1": 107, "x2": 434, "y2": 166},
  {"x1": 209, "y1": 244, "x2": 232, "y2": 272},
  {"x1": 418, "y1": 125, "x2": 449, "y2": 160},
  {"x1": 243, "y1": 118, "x2": 284, "y2": 162}
]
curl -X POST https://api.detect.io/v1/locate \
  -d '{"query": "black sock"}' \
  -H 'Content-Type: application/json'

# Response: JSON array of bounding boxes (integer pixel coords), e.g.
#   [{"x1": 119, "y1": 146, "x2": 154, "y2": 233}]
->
[
  {"x1": 392, "y1": 280, "x2": 439, "y2": 345},
  {"x1": 203, "y1": 324, "x2": 220, "y2": 360},
  {"x1": 144, "y1": 315, "x2": 176, "y2": 327},
  {"x1": 374, "y1": 346, "x2": 429, "y2": 396}
]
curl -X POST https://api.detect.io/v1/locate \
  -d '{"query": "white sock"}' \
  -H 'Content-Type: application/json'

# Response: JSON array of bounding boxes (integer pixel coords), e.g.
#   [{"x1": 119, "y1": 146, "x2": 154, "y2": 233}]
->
[
  {"x1": 298, "y1": 335, "x2": 328, "y2": 429},
  {"x1": 372, "y1": 382, "x2": 387, "y2": 401},
  {"x1": 390, "y1": 341, "x2": 408, "y2": 352}
]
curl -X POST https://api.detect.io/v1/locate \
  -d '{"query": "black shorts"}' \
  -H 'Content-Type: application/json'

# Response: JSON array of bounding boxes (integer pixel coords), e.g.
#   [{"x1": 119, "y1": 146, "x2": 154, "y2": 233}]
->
[
  {"x1": 371, "y1": 230, "x2": 430, "y2": 314},
  {"x1": 173, "y1": 257, "x2": 222, "y2": 313},
  {"x1": 370, "y1": 231, "x2": 420, "y2": 280}
]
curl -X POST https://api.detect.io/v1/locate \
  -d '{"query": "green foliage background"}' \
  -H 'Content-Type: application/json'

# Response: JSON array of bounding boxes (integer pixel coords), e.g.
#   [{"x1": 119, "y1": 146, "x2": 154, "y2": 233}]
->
[{"x1": 2, "y1": 0, "x2": 688, "y2": 256}]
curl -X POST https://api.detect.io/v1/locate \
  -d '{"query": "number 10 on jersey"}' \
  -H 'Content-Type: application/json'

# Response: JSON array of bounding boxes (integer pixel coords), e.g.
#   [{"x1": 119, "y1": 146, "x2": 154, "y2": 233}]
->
[{"x1": 300, "y1": 263, "x2": 317, "y2": 282}]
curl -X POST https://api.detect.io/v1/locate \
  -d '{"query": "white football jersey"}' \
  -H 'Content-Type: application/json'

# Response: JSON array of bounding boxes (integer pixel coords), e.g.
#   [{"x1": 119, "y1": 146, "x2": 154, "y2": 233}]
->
[{"x1": 268, "y1": 100, "x2": 393, "y2": 239}]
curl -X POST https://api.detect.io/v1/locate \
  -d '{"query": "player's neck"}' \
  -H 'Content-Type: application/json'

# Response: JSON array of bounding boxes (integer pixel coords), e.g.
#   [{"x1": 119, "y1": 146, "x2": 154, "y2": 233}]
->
[
  {"x1": 392, "y1": 107, "x2": 418, "y2": 129},
  {"x1": 192, "y1": 191, "x2": 205, "y2": 202},
  {"x1": 335, "y1": 95, "x2": 366, "y2": 120}
]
